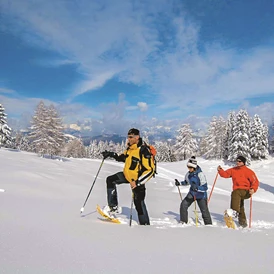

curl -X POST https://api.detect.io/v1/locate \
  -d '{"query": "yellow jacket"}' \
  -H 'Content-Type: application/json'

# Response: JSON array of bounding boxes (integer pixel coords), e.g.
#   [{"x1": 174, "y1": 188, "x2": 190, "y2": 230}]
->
[{"x1": 116, "y1": 141, "x2": 154, "y2": 183}]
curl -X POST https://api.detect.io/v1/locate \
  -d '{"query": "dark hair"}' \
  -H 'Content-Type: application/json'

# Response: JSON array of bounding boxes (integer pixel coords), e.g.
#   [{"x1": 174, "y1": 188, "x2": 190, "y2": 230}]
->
[
  {"x1": 237, "y1": 155, "x2": 246, "y2": 165},
  {"x1": 128, "y1": 128, "x2": 140, "y2": 135}
]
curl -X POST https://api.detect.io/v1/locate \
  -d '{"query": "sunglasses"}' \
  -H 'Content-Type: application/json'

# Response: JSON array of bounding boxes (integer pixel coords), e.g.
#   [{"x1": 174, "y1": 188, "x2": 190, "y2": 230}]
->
[
  {"x1": 237, "y1": 160, "x2": 242, "y2": 163},
  {"x1": 128, "y1": 135, "x2": 135, "y2": 139}
]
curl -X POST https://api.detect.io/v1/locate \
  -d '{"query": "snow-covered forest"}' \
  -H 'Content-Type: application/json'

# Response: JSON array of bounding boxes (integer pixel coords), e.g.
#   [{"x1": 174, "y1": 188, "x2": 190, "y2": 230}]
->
[{"x1": 1, "y1": 101, "x2": 274, "y2": 163}]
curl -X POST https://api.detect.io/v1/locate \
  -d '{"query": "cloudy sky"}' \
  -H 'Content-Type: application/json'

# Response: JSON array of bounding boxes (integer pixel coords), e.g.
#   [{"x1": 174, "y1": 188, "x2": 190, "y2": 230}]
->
[{"x1": 1, "y1": 0, "x2": 274, "y2": 133}]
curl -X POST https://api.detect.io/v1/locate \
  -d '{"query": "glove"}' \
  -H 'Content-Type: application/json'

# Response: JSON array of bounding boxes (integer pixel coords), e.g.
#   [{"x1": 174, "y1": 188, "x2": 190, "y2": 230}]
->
[
  {"x1": 102, "y1": 150, "x2": 111, "y2": 159},
  {"x1": 190, "y1": 183, "x2": 198, "y2": 192},
  {"x1": 102, "y1": 150, "x2": 118, "y2": 159},
  {"x1": 175, "y1": 179, "x2": 180, "y2": 186}
]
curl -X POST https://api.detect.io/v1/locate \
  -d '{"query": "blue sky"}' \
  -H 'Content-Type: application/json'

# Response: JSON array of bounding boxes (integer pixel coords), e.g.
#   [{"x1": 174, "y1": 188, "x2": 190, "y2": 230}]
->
[{"x1": 1, "y1": 0, "x2": 274, "y2": 134}]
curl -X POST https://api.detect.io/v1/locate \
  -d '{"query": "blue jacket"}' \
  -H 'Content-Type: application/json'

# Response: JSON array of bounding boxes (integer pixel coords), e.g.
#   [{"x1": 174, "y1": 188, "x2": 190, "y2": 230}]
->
[{"x1": 180, "y1": 166, "x2": 208, "y2": 200}]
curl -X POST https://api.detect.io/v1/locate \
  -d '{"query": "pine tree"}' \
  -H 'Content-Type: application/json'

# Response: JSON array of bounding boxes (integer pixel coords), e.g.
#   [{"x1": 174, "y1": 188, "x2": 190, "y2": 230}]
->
[
  {"x1": 13, "y1": 131, "x2": 31, "y2": 151},
  {"x1": 270, "y1": 118, "x2": 274, "y2": 154},
  {"x1": 88, "y1": 140, "x2": 99, "y2": 159},
  {"x1": 217, "y1": 116, "x2": 227, "y2": 159},
  {"x1": 154, "y1": 141, "x2": 174, "y2": 162},
  {"x1": 198, "y1": 137, "x2": 208, "y2": 157},
  {"x1": 29, "y1": 101, "x2": 49, "y2": 155},
  {"x1": 203, "y1": 116, "x2": 226, "y2": 159},
  {"x1": 63, "y1": 138, "x2": 86, "y2": 158},
  {"x1": 223, "y1": 111, "x2": 236, "y2": 160},
  {"x1": 46, "y1": 104, "x2": 65, "y2": 157},
  {"x1": 29, "y1": 101, "x2": 65, "y2": 157},
  {"x1": 0, "y1": 103, "x2": 11, "y2": 147},
  {"x1": 262, "y1": 123, "x2": 269, "y2": 157},
  {"x1": 174, "y1": 124, "x2": 198, "y2": 160},
  {"x1": 228, "y1": 109, "x2": 251, "y2": 164}
]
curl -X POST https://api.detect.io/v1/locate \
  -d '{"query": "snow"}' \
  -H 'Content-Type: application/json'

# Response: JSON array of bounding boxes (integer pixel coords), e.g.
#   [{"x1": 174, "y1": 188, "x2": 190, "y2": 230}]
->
[{"x1": 1, "y1": 148, "x2": 274, "y2": 274}]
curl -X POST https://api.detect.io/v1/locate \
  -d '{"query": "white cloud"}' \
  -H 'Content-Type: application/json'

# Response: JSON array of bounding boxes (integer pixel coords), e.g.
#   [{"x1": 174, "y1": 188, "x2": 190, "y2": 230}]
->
[
  {"x1": 0, "y1": 95, "x2": 52, "y2": 117},
  {"x1": 33, "y1": 58, "x2": 78, "y2": 67},
  {"x1": 0, "y1": 0, "x2": 192, "y2": 99},
  {"x1": 1, "y1": 0, "x2": 274, "y2": 122},
  {"x1": 71, "y1": 70, "x2": 117, "y2": 99},
  {"x1": 137, "y1": 102, "x2": 148, "y2": 112}
]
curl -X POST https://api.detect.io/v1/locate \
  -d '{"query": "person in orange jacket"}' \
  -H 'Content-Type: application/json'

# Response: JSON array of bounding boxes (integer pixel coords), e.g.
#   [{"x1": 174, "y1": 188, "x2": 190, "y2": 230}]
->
[{"x1": 217, "y1": 155, "x2": 259, "y2": 227}]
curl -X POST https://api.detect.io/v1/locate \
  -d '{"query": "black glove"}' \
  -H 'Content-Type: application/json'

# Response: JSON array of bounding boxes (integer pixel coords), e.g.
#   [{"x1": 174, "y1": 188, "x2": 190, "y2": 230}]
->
[
  {"x1": 102, "y1": 150, "x2": 118, "y2": 159},
  {"x1": 175, "y1": 179, "x2": 180, "y2": 186},
  {"x1": 102, "y1": 150, "x2": 111, "y2": 159},
  {"x1": 190, "y1": 183, "x2": 198, "y2": 192}
]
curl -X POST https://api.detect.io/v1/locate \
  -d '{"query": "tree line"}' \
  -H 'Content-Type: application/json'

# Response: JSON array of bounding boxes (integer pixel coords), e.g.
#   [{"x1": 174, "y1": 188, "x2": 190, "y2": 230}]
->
[{"x1": 0, "y1": 101, "x2": 273, "y2": 163}]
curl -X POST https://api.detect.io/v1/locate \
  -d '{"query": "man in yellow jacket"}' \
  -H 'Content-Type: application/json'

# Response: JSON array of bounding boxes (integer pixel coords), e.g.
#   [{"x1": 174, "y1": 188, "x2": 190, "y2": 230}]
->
[{"x1": 102, "y1": 128, "x2": 154, "y2": 225}]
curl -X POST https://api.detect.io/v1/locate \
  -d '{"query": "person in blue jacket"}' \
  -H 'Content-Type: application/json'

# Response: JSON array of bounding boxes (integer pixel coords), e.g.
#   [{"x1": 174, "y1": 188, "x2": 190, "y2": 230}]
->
[{"x1": 175, "y1": 156, "x2": 212, "y2": 225}]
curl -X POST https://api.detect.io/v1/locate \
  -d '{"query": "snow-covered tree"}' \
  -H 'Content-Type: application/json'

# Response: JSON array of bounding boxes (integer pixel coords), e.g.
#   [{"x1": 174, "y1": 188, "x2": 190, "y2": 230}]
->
[
  {"x1": 228, "y1": 109, "x2": 251, "y2": 164},
  {"x1": 174, "y1": 124, "x2": 198, "y2": 160},
  {"x1": 203, "y1": 116, "x2": 226, "y2": 159},
  {"x1": 262, "y1": 123, "x2": 269, "y2": 158},
  {"x1": 198, "y1": 137, "x2": 208, "y2": 157},
  {"x1": 154, "y1": 141, "x2": 174, "y2": 162},
  {"x1": 0, "y1": 103, "x2": 11, "y2": 147},
  {"x1": 29, "y1": 101, "x2": 49, "y2": 155},
  {"x1": 223, "y1": 111, "x2": 236, "y2": 160},
  {"x1": 13, "y1": 131, "x2": 31, "y2": 151},
  {"x1": 63, "y1": 138, "x2": 86, "y2": 158},
  {"x1": 29, "y1": 101, "x2": 65, "y2": 157},
  {"x1": 270, "y1": 118, "x2": 274, "y2": 154},
  {"x1": 250, "y1": 114, "x2": 269, "y2": 160},
  {"x1": 116, "y1": 140, "x2": 126, "y2": 155},
  {"x1": 88, "y1": 140, "x2": 100, "y2": 159},
  {"x1": 108, "y1": 140, "x2": 116, "y2": 152},
  {"x1": 46, "y1": 105, "x2": 65, "y2": 156}
]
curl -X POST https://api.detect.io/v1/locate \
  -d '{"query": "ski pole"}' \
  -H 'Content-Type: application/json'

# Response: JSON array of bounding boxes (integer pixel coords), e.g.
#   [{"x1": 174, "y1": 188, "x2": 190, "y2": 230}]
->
[
  {"x1": 249, "y1": 196, "x2": 253, "y2": 228},
  {"x1": 175, "y1": 179, "x2": 183, "y2": 201},
  {"x1": 194, "y1": 195, "x2": 198, "y2": 227},
  {"x1": 177, "y1": 186, "x2": 183, "y2": 201},
  {"x1": 208, "y1": 172, "x2": 218, "y2": 203},
  {"x1": 80, "y1": 158, "x2": 105, "y2": 214},
  {"x1": 129, "y1": 192, "x2": 134, "y2": 227}
]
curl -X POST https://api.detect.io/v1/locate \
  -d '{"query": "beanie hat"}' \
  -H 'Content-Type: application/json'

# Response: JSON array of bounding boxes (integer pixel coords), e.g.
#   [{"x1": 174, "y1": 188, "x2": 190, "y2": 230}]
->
[
  {"x1": 187, "y1": 156, "x2": 197, "y2": 168},
  {"x1": 128, "y1": 128, "x2": 140, "y2": 135},
  {"x1": 237, "y1": 155, "x2": 246, "y2": 165}
]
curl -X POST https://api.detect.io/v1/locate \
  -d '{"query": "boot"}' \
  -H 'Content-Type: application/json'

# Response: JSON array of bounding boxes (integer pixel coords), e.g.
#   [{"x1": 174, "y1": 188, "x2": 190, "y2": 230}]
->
[{"x1": 138, "y1": 214, "x2": 150, "y2": 225}]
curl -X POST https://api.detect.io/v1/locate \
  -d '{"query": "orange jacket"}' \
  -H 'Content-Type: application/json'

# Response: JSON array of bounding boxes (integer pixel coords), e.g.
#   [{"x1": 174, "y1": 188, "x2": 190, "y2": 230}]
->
[{"x1": 218, "y1": 165, "x2": 259, "y2": 192}]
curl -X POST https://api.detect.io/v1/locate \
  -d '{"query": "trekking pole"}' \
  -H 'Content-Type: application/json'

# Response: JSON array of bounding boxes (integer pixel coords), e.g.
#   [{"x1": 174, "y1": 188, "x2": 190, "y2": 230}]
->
[
  {"x1": 80, "y1": 158, "x2": 105, "y2": 214},
  {"x1": 208, "y1": 173, "x2": 218, "y2": 203},
  {"x1": 177, "y1": 186, "x2": 183, "y2": 201},
  {"x1": 194, "y1": 195, "x2": 198, "y2": 227},
  {"x1": 175, "y1": 179, "x2": 183, "y2": 201},
  {"x1": 249, "y1": 196, "x2": 253, "y2": 228},
  {"x1": 129, "y1": 192, "x2": 134, "y2": 227}
]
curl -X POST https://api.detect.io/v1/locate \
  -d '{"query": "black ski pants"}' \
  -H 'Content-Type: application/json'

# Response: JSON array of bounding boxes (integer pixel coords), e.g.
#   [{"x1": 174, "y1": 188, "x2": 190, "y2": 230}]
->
[
  {"x1": 180, "y1": 193, "x2": 212, "y2": 225},
  {"x1": 106, "y1": 171, "x2": 150, "y2": 225}
]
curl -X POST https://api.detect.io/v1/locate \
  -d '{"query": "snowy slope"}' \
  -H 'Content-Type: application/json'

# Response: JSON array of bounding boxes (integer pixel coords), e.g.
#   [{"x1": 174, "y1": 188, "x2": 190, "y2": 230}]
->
[{"x1": 1, "y1": 148, "x2": 274, "y2": 274}]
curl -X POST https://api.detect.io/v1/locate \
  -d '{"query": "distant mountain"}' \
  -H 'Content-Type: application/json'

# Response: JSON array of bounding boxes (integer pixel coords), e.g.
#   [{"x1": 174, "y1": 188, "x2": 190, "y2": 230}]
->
[{"x1": 63, "y1": 122, "x2": 207, "y2": 145}]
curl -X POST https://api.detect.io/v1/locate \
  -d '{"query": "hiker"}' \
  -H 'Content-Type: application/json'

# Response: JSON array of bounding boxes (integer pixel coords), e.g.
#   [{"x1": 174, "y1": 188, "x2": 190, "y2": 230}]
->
[
  {"x1": 101, "y1": 128, "x2": 155, "y2": 225},
  {"x1": 217, "y1": 155, "x2": 259, "y2": 227},
  {"x1": 175, "y1": 156, "x2": 212, "y2": 225}
]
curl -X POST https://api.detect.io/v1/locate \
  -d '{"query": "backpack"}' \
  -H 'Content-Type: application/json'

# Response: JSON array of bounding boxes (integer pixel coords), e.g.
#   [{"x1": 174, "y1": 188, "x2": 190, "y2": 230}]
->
[{"x1": 139, "y1": 142, "x2": 157, "y2": 178}]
